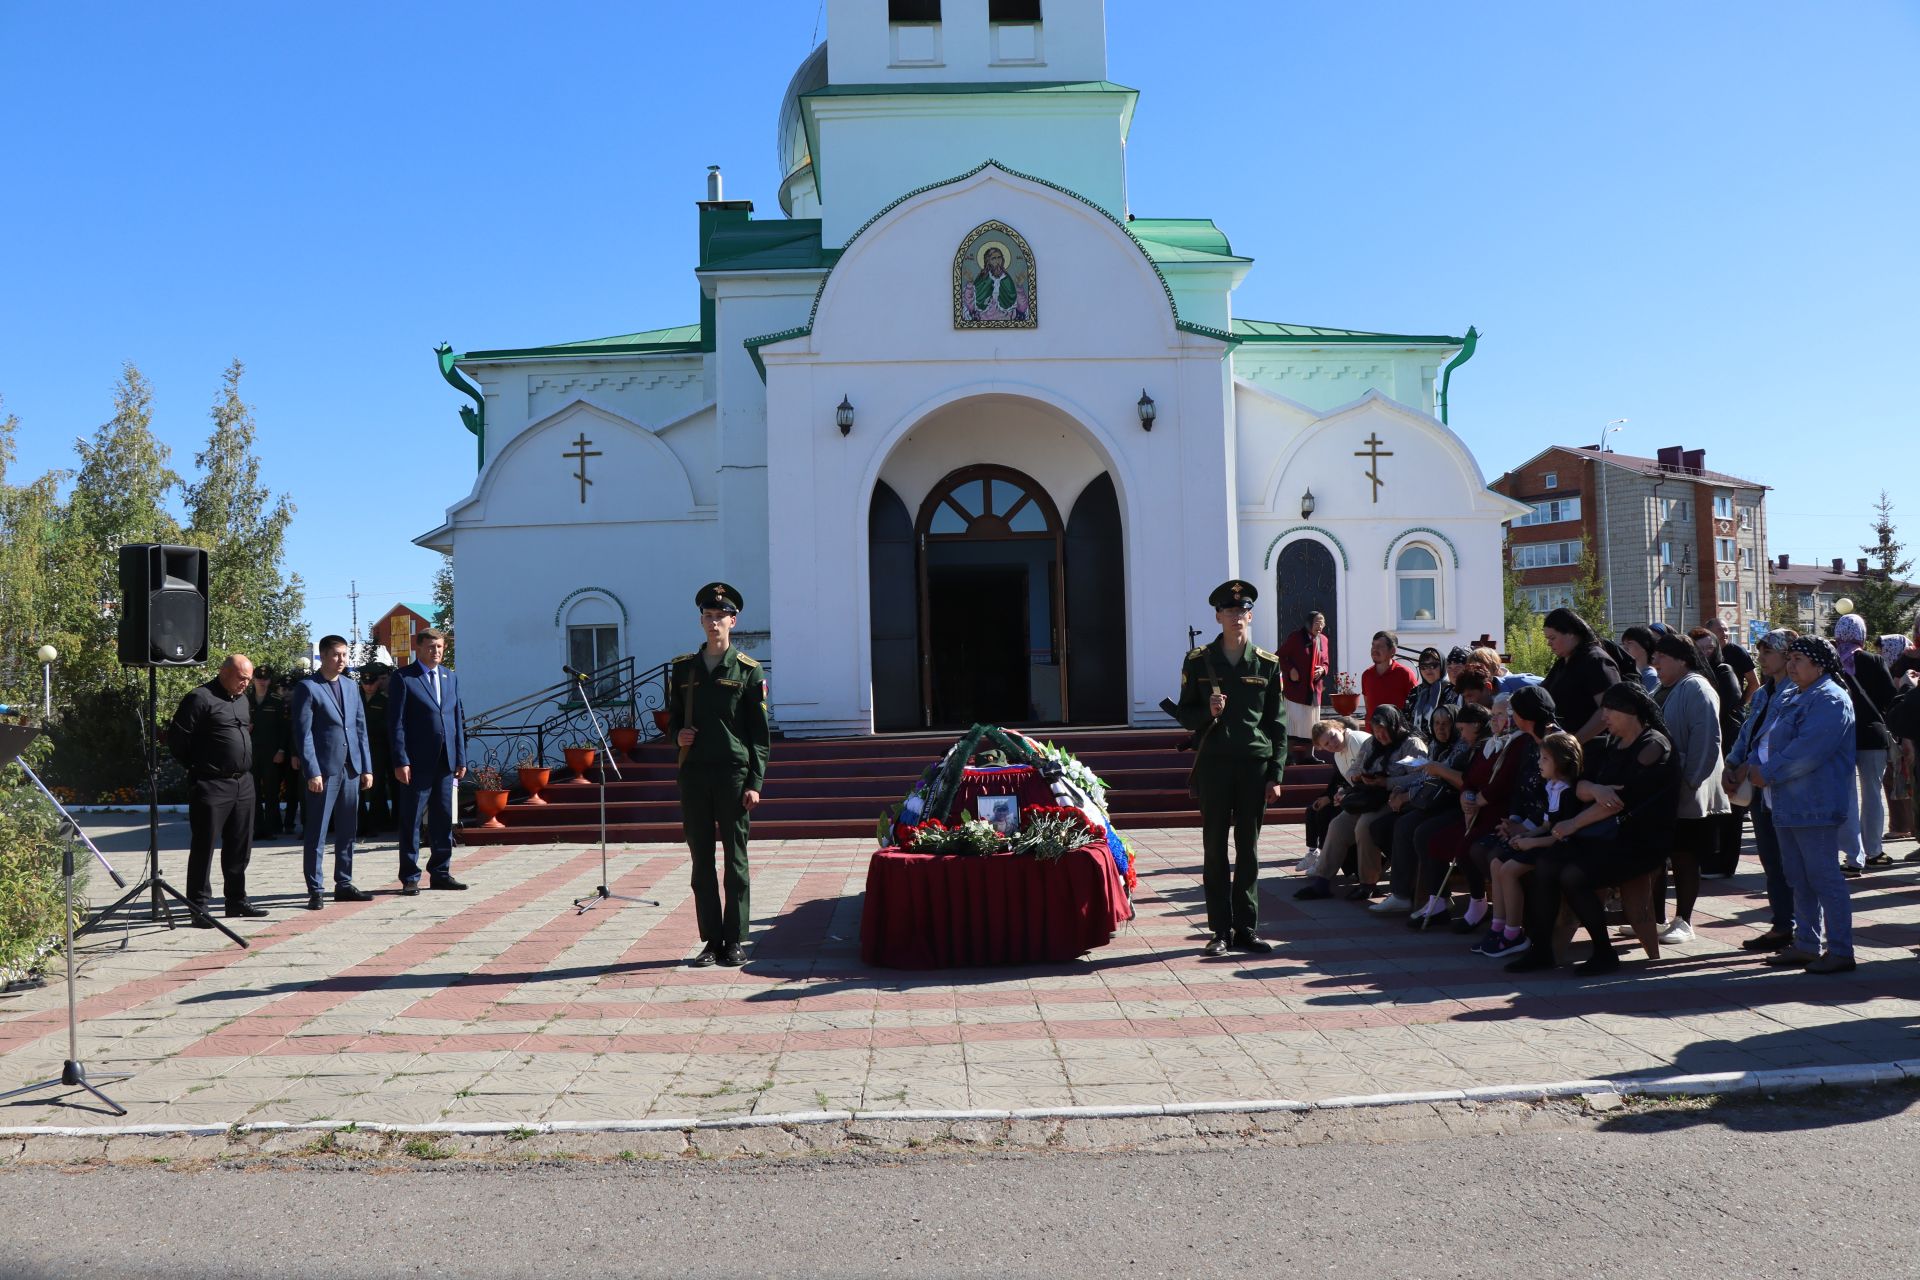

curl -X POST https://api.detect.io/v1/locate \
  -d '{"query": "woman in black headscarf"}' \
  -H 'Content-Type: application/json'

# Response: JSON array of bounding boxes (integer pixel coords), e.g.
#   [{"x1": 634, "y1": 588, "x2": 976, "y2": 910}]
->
[
  {"x1": 1407, "y1": 647, "x2": 1458, "y2": 741},
  {"x1": 1508, "y1": 681, "x2": 1682, "y2": 976},
  {"x1": 1539, "y1": 608, "x2": 1623, "y2": 746}
]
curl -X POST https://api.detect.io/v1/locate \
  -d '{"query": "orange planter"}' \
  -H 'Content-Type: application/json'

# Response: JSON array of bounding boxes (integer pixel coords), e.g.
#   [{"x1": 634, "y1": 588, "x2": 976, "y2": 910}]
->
[
  {"x1": 474, "y1": 789, "x2": 509, "y2": 829},
  {"x1": 651, "y1": 709, "x2": 672, "y2": 737},
  {"x1": 1330, "y1": 693, "x2": 1360, "y2": 717},
  {"x1": 609, "y1": 726, "x2": 640, "y2": 756},
  {"x1": 564, "y1": 746, "x2": 597, "y2": 781},
  {"x1": 517, "y1": 766, "x2": 551, "y2": 805}
]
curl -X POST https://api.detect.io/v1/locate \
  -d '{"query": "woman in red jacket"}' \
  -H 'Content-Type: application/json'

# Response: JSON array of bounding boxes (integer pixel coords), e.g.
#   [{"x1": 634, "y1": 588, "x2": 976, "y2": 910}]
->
[{"x1": 1277, "y1": 612, "x2": 1331, "y2": 752}]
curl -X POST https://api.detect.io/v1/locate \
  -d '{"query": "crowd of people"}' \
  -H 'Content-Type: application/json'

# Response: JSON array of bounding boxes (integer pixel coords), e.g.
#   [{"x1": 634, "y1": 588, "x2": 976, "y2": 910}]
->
[{"x1": 1279, "y1": 607, "x2": 1919, "y2": 976}]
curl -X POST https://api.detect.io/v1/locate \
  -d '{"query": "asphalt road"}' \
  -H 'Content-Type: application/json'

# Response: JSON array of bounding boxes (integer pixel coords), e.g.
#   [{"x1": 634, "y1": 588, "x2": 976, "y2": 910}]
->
[{"x1": 3, "y1": 1092, "x2": 1917, "y2": 1279}]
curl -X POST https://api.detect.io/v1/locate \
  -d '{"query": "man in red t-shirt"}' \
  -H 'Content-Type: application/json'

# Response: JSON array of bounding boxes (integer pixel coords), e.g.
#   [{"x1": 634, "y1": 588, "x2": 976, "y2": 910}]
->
[{"x1": 1360, "y1": 630, "x2": 1416, "y2": 718}]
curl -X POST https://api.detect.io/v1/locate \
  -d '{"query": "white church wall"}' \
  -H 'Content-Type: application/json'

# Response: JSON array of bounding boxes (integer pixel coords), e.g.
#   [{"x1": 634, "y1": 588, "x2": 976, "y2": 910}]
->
[
  {"x1": 1235, "y1": 383, "x2": 1520, "y2": 678},
  {"x1": 465, "y1": 356, "x2": 714, "y2": 471},
  {"x1": 760, "y1": 165, "x2": 1237, "y2": 735},
  {"x1": 1233, "y1": 348, "x2": 1450, "y2": 418},
  {"x1": 825, "y1": 0, "x2": 1108, "y2": 87},
  {"x1": 877, "y1": 396, "x2": 1109, "y2": 515}
]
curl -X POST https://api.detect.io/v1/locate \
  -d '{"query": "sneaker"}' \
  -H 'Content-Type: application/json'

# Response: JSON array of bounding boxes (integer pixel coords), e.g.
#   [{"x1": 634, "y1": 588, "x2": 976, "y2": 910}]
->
[
  {"x1": 1296, "y1": 851, "x2": 1321, "y2": 877},
  {"x1": 1368, "y1": 894, "x2": 1413, "y2": 915},
  {"x1": 1486, "y1": 933, "x2": 1531, "y2": 959},
  {"x1": 1804, "y1": 953, "x2": 1856, "y2": 975},
  {"x1": 1656, "y1": 917, "x2": 1695, "y2": 945},
  {"x1": 1469, "y1": 931, "x2": 1503, "y2": 956}
]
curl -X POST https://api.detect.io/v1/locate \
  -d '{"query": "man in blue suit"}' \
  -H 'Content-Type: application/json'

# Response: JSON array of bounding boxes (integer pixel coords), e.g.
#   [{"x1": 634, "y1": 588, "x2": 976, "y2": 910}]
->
[
  {"x1": 289, "y1": 634, "x2": 376, "y2": 910},
  {"x1": 388, "y1": 627, "x2": 468, "y2": 893}
]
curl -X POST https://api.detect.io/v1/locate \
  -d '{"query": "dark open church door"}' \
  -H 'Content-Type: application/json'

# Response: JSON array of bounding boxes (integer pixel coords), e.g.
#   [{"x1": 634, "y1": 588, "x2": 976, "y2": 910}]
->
[
  {"x1": 868, "y1": 481, "x2": 921, "y2": 731},
  {"x1": 1274, "y1": 538, "x2": 1337, "y2": 660},
  {"x1": 1065, "y1": 473, "x2": 1126, "y2": 723}
]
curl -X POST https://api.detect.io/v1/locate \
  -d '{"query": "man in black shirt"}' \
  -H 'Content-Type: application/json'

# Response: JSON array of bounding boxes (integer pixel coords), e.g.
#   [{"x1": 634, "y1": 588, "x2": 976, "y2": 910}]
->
[{"x1": 168, "y1": 654, "x2": 267, "y2": 921}]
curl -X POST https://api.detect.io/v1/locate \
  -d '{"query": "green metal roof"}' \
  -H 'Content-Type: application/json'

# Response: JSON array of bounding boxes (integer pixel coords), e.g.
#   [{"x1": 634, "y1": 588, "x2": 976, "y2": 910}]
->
[
  {"x1": 456, "y1": 323, "x2": 705, "y2": 363},
  {"x1": 700, "y1": 218, "x2": 839, "y2": 272},
  {"x1": 1230, "y1": 318, "x2": 1464, "y2": 345},
  {"x1": 1128, "y1": 218, "x2": 1250, "y2": 264},
  {"x1": 804, "y1": 79, "x2": 1139, "y2": 100}
]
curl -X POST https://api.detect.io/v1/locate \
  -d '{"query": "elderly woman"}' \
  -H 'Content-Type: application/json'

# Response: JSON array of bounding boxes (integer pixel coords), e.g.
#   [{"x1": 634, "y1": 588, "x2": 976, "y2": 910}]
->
[
  {"x1": 1346, "y1": 705, "x2": 1430, "y2": 900},
  {"x1": 1298, "y1": 715, "x2": 1367, "y2": 878},
  {"x1": 1724, "y1": 629, "x2": 1799, "y2": 953},
  {"x1": 1277, "y1": 612, "x2": 1333, "y2": 752},
  {"x1": 1884, "y1": 637, "x2": 1916, "y2": 839},
  {"x1": 1509, "y1": 682, "x2": 1683, "y2": 975},
  {"x1": 1408, "y1": 647, "x2": 1459, "y2": 740},
  {"x1": 1843, "y1": 642, "x2": 1897, "y2": 872},
  {"x1": 1540, "y1": 608, "x2": 1624, "y2": 744},
  {"x1": 1748, "y1": 638, "x2": 1859, "y2": 974},
  {"x1": 1472, "y1": 645, "x2": 1545, "y2": 696},
  {"x1": 1408, "y1": 699, "x2": 1521, "y2": 928},
  {"x1": 1296, "y1": 707, "x2": 1427, "y2": 900},
  {"x1": 1650, "y1": 631, "x2": 1731, "y2": 944}
]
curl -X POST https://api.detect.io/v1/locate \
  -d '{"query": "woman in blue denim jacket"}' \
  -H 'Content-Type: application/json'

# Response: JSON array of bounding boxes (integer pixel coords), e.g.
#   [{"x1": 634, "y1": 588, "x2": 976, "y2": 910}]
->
[
  {"x1": 1723, "y1": 630, "x2": 1798, "y2": 953},
  {"x1": 1746, "y1": 637, "x2": 1858, "y2": 974}
]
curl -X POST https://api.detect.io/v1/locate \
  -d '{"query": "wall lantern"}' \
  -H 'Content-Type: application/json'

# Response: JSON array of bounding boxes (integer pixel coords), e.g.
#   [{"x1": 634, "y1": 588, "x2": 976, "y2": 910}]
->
[
  {"x1": 1300, "y1": 487, "x2": 1316, "y2": 520},
  {"x1": 1136, "y1": 390, "x2": 1157, "y2": 431},
  {"x1": 835, "y1": 395, "x2": 855, "y2": 437}
]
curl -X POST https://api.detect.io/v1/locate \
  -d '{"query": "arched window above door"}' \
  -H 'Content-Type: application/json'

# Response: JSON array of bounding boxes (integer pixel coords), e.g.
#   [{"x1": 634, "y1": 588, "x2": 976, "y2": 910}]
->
[{"x1": 919, "y1": 465, "x2": 1061, "y2": 540}]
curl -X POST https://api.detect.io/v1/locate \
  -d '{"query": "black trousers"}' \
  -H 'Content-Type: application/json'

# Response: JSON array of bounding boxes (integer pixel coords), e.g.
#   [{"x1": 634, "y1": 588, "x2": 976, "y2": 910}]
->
[
  {"x1": 1197, "y1": 756, "x2": 1269, "y2": 936},
  {"x1": 360, "y1": 763, "x2": 393, "y2": 833},
  {"x1": 252, "y1": 763, "x2": 285, "y2": 836},
  {"x1": 1526, "y1": 837, "x2": 1663, "y2": 962},
  {"x1": 187, "y1": 773, "x2": 255, "y2": 905}
]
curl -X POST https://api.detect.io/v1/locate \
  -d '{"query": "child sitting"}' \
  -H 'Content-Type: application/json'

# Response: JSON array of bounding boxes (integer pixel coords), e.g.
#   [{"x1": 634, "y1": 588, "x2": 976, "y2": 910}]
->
[{"x1": 1474, "y1": 732, "x2": 1584, "y2": 959}]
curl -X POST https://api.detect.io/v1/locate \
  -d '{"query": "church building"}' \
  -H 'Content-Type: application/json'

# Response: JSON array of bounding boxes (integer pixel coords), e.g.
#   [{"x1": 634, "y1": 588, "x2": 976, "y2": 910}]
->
[{"x1": 419, "y1": 0, "x2": 1528, "y2": 735}]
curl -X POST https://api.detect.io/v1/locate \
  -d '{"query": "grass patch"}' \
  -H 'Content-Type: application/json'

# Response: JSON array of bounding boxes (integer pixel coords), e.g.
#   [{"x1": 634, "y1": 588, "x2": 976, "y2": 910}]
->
[
  {"x1": 402, "y1": 1137, "x2": 453, "y2": 1161},
  {"x1": 506, "y1": 1126, "x2": 537, "y2": 1142}
]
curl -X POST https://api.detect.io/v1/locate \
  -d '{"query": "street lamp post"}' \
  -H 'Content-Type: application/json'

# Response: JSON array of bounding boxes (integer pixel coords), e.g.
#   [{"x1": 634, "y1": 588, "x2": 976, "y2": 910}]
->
[
  {"x1": 1677, "y1": 546, "x2": 1693, "y2": 625},
  {"x1": 1596, "y1": 419, "x2": 1628, "y2": 632}
]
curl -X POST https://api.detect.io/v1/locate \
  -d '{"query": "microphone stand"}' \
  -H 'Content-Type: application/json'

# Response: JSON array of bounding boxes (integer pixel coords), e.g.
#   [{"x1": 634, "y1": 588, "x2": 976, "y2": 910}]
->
[
  {"x1": 0, "y1": 726, "x2": 130, "y2": 1115},
  {"x1": 569, "y1": 671, "x2": 658, "y2": 915}
]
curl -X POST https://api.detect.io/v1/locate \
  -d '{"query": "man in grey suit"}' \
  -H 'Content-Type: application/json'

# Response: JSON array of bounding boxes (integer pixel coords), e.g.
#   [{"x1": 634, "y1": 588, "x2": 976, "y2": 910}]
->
[{"x1": 290, "y1": 634, "x2": 376, "y2": 910}]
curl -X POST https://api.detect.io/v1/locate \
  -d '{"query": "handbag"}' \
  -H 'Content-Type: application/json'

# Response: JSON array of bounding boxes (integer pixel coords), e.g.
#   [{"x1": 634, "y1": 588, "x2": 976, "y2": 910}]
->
[{"x1": 1341, "y1": 785, "x2": 1389, "y2": 815}]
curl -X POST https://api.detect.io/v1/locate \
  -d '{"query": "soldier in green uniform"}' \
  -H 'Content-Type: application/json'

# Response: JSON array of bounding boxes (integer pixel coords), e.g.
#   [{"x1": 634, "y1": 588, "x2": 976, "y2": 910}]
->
[
  {"x1": 246, "y1": 667, "x2": 291, "y2": 839},
  {"x1": 1175, "y1": 579, "x2": 1285, "y2": 956},
  {"x1": 669, "y1": 582, "x2": 771, "y2": 968}
]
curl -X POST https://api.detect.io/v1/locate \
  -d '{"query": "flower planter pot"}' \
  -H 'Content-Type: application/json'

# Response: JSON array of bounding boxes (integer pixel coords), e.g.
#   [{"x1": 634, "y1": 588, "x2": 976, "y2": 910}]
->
[
  {"x1": 609, "y1": 726, "x2": 640, "y2": 756},
  {"x1": 563, "y1": 746, "x2": 597, "y2": 781},
  {"x1": 473, "y1": 789, "x2": 510, "y2": 829},
  {"x1": 651, "y1": 709, "x2": 672, "y2": 738},
  {"x1": 516, "y1": 766, "x2": 551, "y2": 806},
  {"x1": 1329, "y1": 693, "x2": 1361, "y2": 717}
]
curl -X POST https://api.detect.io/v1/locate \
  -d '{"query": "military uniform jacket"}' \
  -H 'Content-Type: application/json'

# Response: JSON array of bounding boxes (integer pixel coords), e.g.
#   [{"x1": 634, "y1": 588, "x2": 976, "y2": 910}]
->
[
  {"x1": 246, "y1": 688, "x2": 290, "y2": 774},
  {"x1": 668, "y1": 646, "x2": 771, "y2": 791},
  {"x1": 1175, "y1": 637, "x2": 1287, "y2": 784}
]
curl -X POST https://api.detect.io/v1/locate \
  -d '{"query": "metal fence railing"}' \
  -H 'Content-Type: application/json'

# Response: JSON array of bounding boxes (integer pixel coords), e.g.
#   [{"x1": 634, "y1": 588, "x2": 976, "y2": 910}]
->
[{"x1": 462, "y1": 655, "x2": 673, "y2": 776}]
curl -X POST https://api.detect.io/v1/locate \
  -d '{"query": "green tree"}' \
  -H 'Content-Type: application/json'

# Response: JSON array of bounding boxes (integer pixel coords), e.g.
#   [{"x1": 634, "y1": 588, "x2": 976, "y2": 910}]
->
[
  {"x1": 1850, "y1": 491, "x2": 1917, "y2": 639},
  {"x1": 431, "y1": 551, "x2": 455, "y2": 664},
  {"x1": 184, "y1": 360, "x2": 305, "y2": 674},
  {"x1": 1571, "y1": 536, "x2": 1612, "y2": 639},
  {"x1": 0, "y1": 403, "x2": 69, "y2": 705}
]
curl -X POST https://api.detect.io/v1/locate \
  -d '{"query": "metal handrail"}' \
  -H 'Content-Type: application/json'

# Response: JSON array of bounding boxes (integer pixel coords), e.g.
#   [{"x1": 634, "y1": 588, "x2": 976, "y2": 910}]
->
[{"x1": 464, "y1": 656, "x2": 674, "y2": 775}]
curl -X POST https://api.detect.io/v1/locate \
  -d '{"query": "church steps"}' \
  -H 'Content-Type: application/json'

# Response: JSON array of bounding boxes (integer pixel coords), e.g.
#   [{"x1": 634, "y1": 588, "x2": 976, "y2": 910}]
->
[{"x1": 466, "y1": 727, "x2": 1327, "y2": 845}]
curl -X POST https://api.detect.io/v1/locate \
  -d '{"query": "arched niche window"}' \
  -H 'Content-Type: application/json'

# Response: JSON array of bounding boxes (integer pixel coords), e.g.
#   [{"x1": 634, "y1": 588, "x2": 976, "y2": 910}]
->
[
  {"x1": 561, "y1": 590, "x2": 625, "y2": 696},
  {"x1": 1395, "y1": 544, "x2": 1443, "y2": 629}
]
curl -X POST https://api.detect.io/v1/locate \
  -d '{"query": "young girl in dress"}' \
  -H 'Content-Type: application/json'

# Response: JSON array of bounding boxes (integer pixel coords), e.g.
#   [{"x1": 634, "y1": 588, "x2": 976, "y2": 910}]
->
[{"x1": 1476, "y1": 732, "x2": 1584, "y2": 959}]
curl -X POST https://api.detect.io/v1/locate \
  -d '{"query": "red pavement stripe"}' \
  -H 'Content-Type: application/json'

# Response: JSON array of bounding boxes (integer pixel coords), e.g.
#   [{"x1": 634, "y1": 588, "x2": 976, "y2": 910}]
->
[{"x1": 0, "y1": 846, "x2": 516, "y2": 1057}]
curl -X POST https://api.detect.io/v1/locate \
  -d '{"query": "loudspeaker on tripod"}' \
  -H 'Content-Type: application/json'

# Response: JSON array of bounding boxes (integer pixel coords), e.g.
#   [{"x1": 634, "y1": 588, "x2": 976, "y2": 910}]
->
[{"x1": 117, "y1": 543, "x2": 209, "y2": 667}]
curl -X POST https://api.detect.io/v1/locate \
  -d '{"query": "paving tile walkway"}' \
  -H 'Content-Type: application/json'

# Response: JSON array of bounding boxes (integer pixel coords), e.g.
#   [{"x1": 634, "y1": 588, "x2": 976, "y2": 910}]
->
[{"x1": 3, "y1": 818, "x2": 1918, "y2": 1128}]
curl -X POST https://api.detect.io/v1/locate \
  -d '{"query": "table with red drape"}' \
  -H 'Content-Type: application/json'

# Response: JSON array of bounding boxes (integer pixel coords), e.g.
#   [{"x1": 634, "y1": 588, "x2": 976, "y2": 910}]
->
[{"x1": 859, "y1": 841, "x2": 1132, "y2": 968}]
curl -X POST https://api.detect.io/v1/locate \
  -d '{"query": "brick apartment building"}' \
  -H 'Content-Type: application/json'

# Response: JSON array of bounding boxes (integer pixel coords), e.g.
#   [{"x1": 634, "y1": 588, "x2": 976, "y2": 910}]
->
[
  {"x1": 1771, "y1": 555, "x2": 1920, "y2": 635},
  {"x1": 1491, "y1": 445, "x2": 1771, "y2": 636}
]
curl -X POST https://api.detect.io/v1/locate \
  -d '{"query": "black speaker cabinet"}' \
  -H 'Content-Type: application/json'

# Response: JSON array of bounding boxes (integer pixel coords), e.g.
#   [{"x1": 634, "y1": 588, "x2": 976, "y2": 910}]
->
[{"x1": 117, "y1": 544, "x2": 209, "y2": 667}]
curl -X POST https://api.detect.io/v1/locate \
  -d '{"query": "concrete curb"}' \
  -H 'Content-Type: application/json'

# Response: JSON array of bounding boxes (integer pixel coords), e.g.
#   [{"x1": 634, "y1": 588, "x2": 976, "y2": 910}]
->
[{"x1": 4, "y1": 1058, "x2": 1915, "y2": 1143}]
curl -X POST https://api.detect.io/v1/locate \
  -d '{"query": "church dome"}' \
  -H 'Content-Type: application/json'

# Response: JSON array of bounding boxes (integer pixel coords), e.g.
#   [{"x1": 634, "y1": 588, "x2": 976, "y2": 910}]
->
[{"x1": 776, "y1": 43, "x2": 828, "y2": 217}]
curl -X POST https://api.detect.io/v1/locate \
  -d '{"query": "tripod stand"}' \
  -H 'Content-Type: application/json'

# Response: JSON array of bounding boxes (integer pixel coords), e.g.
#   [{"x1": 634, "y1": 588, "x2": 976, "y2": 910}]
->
[
  {"x1": 570, "y1": 673, "x2": 659, "y2": 915},
  {"x1": 0, "y1": 725, "x2": 130, "y2": 1115},
  {"x1": 76, "y1": 667, "x2": 247, "y2": 949}
]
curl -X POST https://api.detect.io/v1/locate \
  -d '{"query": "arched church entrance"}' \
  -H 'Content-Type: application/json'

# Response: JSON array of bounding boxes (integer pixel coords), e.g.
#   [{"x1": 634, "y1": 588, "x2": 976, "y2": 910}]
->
[
  {"x1": 1275, "y1": 538, "x2": 1339, "y2": 661},
  {"x1": 915, "y1": 464, "x2": 1065, "y2": 728}
]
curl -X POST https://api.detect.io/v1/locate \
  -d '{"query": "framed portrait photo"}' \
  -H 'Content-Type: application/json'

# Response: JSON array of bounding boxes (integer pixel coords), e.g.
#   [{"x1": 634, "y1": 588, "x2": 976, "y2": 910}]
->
[{"x1": 977, "y1": 794, "x2": 1020, "y2": 836}]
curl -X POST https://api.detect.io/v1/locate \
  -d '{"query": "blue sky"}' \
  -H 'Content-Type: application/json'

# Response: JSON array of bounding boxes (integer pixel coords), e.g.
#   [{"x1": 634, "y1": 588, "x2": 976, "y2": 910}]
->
[{"x1": 3, "y1": 1, "x2": 1916, "y2": 652}]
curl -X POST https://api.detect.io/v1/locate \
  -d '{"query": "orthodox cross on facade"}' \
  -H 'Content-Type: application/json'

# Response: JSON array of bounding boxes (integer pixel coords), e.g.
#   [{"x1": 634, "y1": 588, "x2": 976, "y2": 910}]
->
[
  {"x1": 562, "y1": 433, "x2": 602, "y2": 503},
  {"x1": 1354, "y1": 432, "x2": 1393, "y2": 503}
]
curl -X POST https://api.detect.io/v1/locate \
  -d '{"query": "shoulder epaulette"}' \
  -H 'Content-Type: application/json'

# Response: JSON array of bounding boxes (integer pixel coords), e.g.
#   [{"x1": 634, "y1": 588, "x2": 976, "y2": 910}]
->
[
  {"x1": 1254, "y1": 647, "x2": 1279, "y2": 663},
  {"x1": 671, "y1": 652, "x2": 696, "y2": 664},
  {"x1": 735, "y1": 653, "x2": 760, "y2": 668},
  {"x1": 1187, "y1": 646, "x2": 1208, "y2": 660}
]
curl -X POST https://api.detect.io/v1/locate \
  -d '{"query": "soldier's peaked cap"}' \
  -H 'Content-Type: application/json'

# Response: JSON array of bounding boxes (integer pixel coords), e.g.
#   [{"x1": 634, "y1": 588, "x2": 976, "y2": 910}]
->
[
  {"x1": 1209, "y1": 580, "x2": 1258, "y2": 610},
  {"x1": 696, "y1": 582, "x2": 743, "y2": 615}
]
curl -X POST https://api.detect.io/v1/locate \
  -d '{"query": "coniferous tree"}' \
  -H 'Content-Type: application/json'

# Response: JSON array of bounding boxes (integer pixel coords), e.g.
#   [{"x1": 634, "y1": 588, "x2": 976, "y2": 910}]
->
[
  {"x1": 431, "y1": 551, "x2": 455, "y2": 665},
  {"x1": 1851, "y1": 491, "x2": 1917, "y2": 638}
]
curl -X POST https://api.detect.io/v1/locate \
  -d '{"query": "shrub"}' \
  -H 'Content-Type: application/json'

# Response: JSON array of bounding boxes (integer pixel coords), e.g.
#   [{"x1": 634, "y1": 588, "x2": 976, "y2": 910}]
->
[{"x1": 0, "y1": 761, "x2": 81, "y2": 980}]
